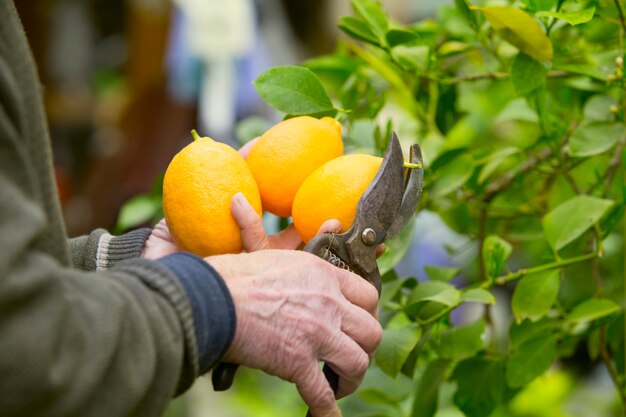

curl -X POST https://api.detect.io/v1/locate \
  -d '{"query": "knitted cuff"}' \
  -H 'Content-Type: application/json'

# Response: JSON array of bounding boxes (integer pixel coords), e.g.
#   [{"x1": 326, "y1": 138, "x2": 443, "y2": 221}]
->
[
  {"x1": 157, "y1": 253, "x2": 236, "y2": 375},
  {"x1": 96, "y1": 228, "x2": 152, "y2": 271}
]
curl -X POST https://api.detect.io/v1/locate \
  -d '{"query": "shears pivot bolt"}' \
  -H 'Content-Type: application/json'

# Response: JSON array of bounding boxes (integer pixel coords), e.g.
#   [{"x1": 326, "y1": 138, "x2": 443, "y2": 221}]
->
[{"x1": 361, "y1": 228, "x2": 377, "y2": 246}]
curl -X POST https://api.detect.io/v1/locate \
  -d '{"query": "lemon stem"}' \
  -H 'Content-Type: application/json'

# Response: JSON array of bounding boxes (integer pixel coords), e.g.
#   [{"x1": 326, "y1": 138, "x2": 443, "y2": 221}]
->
[
  {"x1": 191, "y1": 130, "x2": 201, "y2": 141},
  {"x1": 404, "y1": 162, "x2": 423, "y2": 169}
]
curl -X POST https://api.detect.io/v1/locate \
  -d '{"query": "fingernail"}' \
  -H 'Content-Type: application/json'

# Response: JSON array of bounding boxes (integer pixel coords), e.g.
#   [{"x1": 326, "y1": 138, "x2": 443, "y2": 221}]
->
[{"x1": 232, "y1": 192, "x2": 252, "y2": 209}]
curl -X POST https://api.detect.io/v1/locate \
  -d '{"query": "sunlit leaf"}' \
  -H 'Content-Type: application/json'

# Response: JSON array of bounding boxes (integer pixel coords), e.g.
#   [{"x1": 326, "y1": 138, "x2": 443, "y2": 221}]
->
[
  {"x1": 254, "y1": 66, "x2": 337, "y2": 116},
  {"x1": 510, "y1": 53, "x2": 547, "y2": 96},
  {"x1": 566, "y1": 122, "x2": 624, "y2": 157},
  {"x1": 116, "y1": 195, "x2": 160, "y2": 232},
  {"x1": 352, "y1": 0, "x2": 389, "y2": 46},
  {"x1": 424, "y1": 265, "x2": 461, "y2": 282},
  {"x1": 439, "y1": 320, "x2": 486, "y2": 359},
  {"x1": 376, "y1": 325, "x2": 421, "y2": 377},
  {"x1": 408, "y1": 281, "x2": 461, "y2": 307},
  {"x1": 567, "y1": 298, "x2": 620, "y2": 323},
  {"x1": 461, "y1": 288, "x2": 496, "y2": 304},
  {"x1": 536, "y1": 7, "x2": 595, "y2": 26},
  {"x1": 472, "y1": 6, "x2": 553, "y2": 61},
  {"x1": 583, "y1": 95, "x2": 618, "y2": 122},
  {"x1": 512, "y1": 270, "x2": 560, "y2": 323},
  {"x1": 339, "y1": 16, "x2": 381, "y2": 46},
  {"x1": 542, "y1": 195, "x2": 614, "y2": 251},
  {"x1": 377, "y1": 217, "x2": 415, "y2": 275}
]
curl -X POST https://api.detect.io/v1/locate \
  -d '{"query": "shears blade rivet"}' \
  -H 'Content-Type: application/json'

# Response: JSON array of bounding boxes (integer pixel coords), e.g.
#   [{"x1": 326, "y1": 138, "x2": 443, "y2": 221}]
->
[{"x1": 361, "y1": 228, "x2": 377, "y2": 246}]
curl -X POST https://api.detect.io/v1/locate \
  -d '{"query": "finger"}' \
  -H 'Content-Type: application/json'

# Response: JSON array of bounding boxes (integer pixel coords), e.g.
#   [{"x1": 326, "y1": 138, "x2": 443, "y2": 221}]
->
[
  {"x1": 231, "y1": 192, "x2": 271, "y2": 252},
  {"x1": 268, "y1": 224, "x2": 302, "y2": 250},
  {"x1": 340, "y1": 302, "x2": 383, "y2": 354},
  {"x1": 295, "y1": 364, "x2": 342, "y2": 417},
  {"x1": 320, "y1": 333, "x2": 370, "y2": 399},
  {"x1": 333, "y1": 269, "x2": 379, "y2": 315},
  {"x1": 316, "y1": 219, "x2": 342, "y2": 235},
  {"x1": 238, "y1": 137, "x2": 259, "y2": 159},
  {"x1": 375, "y1": 243, "x2": 386, "y2": 258}
]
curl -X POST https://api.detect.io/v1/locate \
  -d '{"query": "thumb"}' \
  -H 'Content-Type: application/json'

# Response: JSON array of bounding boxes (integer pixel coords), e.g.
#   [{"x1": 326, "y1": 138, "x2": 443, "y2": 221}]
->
[{"x1": 231, "y1": 193, "x2": 271, "y2": 252}]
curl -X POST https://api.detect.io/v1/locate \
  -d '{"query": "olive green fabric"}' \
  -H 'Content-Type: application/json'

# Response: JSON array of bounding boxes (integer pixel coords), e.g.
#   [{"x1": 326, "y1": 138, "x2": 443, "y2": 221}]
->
[{"x1": 0, "y1": 1, "x2": 200, "y2": 415}]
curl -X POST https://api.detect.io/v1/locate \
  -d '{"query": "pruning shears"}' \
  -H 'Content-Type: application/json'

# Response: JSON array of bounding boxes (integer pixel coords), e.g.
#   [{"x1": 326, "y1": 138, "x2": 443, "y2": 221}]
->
[
  {"x1": 302, "y1": 132, "x2": 423, "y2": 416},
  {"x1": 212, "y1": 133, "x2": 424, "y2": 415}
]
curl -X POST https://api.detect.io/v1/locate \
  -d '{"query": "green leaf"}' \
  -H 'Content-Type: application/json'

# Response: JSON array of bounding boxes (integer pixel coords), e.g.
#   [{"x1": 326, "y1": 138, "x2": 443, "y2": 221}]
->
[
  {"x1": 439, "y1": 320, "x2": 486, "y2": 360},
  {"x1": 566, "y1": 122, "x2": 625, "y2": 157},
  {"x1": 254, "y1": 66, "x2": 337, "y2": 116},
  {"x1": 478, "y1": 147, "x2": 519, "y2": 184},
  {"x1": 506, "y1": 332, "x2": 557, "y2": 387},
  {"x1": 391, "y1": 45, "x2": 430, "y2": 73},
  {"x1": 432, "y1": 154, "x2": 473, "y2": 196},
  {"x1": 509, "y1": 318, "x2": 556, "y2": 348},
  {"x1": 510, "y1": 53, "x2": 547, "y2": 96},
  {"x1": 377, "y1": 217, "x2": 415, "y2": 275},
  {"x1": 235, "y1": 116, "x2": 272, "y2": 145},
  {"x1": 453, "y1": 357, "x2": 513, "y2": 417},
  {"x1": 455, "y1": 0, "x2": 478, "y2": 30},
  {"x1": 567, "y1": 298, "x2": 620, "y2": 323},
  {"x1": 411, "y1": 359, "x2": 452, "y2": 417},
  {"x1": 424, "y1": 265, "x2": 460, "y2": 282},
  {"x1": 542, "y1": 195, "x2": 614, "y2": 251},
  {"x1": 375, "y1": 325, "x2": 421, "y2": 378},
  {"x1": 461, "y1": 288, "x2": 496, "y2": 305},
  {"x1": 380, "y1": 277, "x2": 417, "y2": 308},
  {"x1": 408, "y1": 281, "x2": 461, "y2": 307},
  {"x1": 352, "y1": 0, "x2": 389, "y2": 46},
  {"x1": 512, "y1": 270, "x2": 560, "y2": 323},
  {"x1": 583, "y1": 95, "x2": 618, "y2": 122},
  {"x1": 338, "y1": 16, "x2": 381, "y2": 46},
  {"x1": 116, "y1": 195, "x2": 160, "y2": 231},
  {"x1": 482, "y1": 235, "x2": 513, "y2": 281},
  {"x1": 357, "y1": 367, "x2": 414, "y2": 404},
  {"x1": 523, "y1": 0, "x2": 556, "y2": 12},
  {"x1": 536, "y1": 7, "x2": 595, "y2": 26},
  {"x1": 472, "y1": 6, "x2": 553, "y2": 61},
  {"x1": 386, "y1": 28, "x2": 420, "y2": 47}
]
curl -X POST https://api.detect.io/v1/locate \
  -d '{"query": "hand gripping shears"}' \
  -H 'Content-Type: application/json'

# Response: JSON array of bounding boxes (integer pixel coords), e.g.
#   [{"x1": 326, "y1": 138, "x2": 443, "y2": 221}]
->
[
  {"x1": 212, "y1": 133, "x2": 424, "y2": 413},
  {"x1": 302, "y1": 132, "x2": 423, "y2": 416}
]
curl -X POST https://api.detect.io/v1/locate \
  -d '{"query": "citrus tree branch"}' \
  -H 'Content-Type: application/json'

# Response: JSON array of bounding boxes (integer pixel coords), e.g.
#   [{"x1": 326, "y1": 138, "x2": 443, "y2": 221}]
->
[{"x1": 493, "y1": 252, "x2": 599, "y2": 285}]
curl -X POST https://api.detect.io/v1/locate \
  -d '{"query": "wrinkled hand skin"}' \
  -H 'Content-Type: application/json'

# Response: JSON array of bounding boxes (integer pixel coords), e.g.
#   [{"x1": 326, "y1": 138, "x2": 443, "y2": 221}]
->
[
  {"x1": 141, "y1": 219, "x2": 180, "y2": 259},
  {"x1": 207, "y1": 251, "x2": 382, "y2": 417}
]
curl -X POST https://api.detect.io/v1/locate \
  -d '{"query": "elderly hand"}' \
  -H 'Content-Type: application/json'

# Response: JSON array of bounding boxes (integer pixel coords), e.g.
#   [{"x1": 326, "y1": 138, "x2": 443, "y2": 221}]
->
[{"x1": 207, "y1": 250, "x2": 382, "y2": 417}]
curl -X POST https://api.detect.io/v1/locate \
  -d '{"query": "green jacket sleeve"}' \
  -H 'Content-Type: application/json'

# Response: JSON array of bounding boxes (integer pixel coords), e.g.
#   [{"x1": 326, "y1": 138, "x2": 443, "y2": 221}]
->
[
  {"x1": 0, "y1": 98, "x2": 201, "y2": 415},
  {"x1": 0, "y1": 3, "x2": 203, "y2": 414},
  {"x1": 69, "y1": 228, "x2": 152, "y2": 271}
]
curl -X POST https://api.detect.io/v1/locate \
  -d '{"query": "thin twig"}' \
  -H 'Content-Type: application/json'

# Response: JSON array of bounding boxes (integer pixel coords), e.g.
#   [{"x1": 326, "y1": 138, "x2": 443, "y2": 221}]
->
[
  {"x1": 603, "y1": 135, "x2": 626, "y2": 197},
  {"x1": 599, "y1": 323, "x2": 626, "y2": 404},
  {"x1": 494, "y1": 252, "x2": 599, "y2": 285}
]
